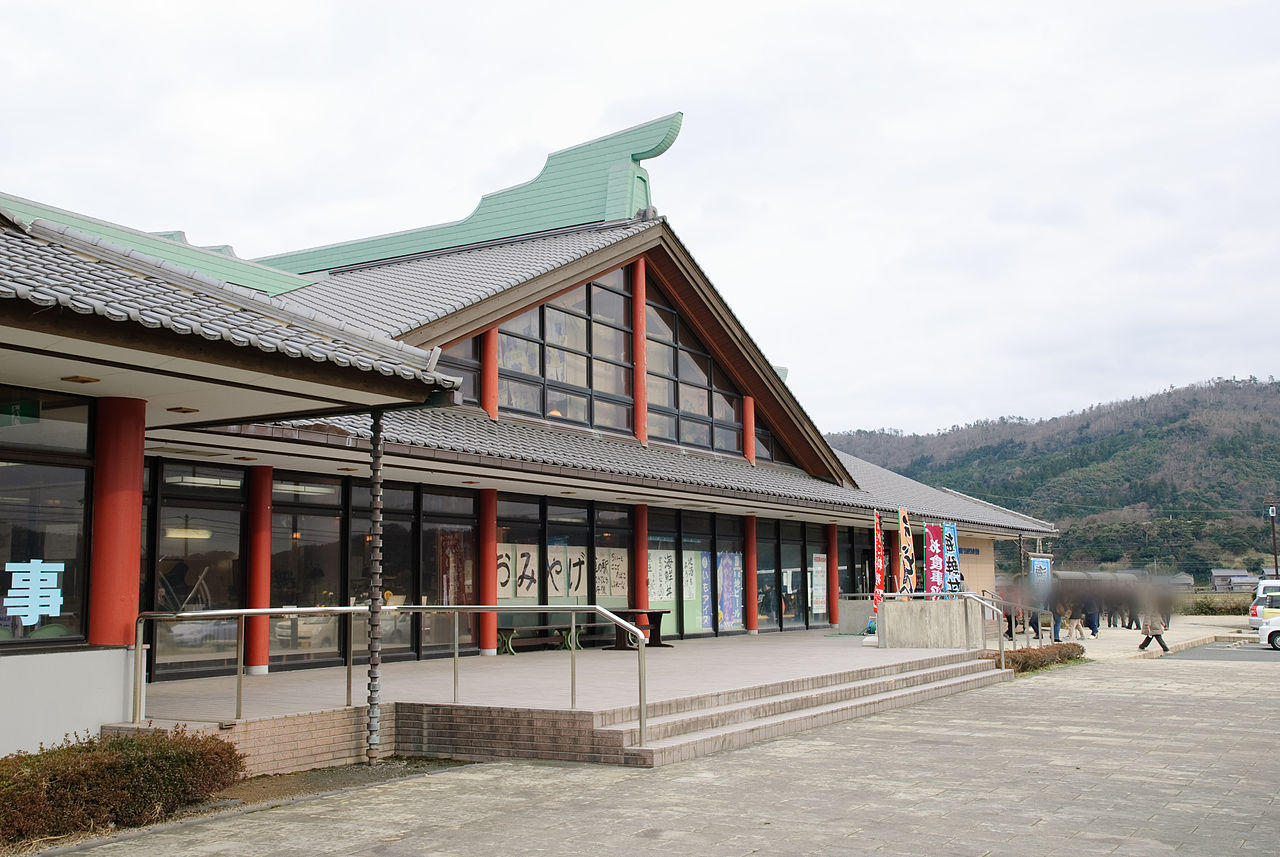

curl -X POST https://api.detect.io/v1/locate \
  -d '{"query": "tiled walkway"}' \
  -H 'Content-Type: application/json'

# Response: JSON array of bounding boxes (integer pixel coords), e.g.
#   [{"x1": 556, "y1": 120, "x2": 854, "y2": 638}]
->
[
  {"x1": 140, "y1": 629, "x2": 956, "y2": 724},
  {"x1": 79, "y1": 616, "x2": 1278, "y2": 857}
]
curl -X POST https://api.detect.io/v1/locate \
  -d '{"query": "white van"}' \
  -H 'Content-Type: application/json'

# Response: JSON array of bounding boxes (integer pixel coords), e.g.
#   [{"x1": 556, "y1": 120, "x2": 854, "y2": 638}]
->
[{"x1": 1256, "y1": 579, "x2": 1280, "y2": 600}]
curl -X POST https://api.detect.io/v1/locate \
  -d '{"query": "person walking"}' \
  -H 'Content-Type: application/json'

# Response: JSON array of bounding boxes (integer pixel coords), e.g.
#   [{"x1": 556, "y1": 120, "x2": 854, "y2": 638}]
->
[
  {"x1": 1138, "y1": 606, "x2": 1170, "y2": 653},
  {"x1": 1066, "y1": 600, "x2": 1086, "y2": 640},
  {"x1": 1082, "y1": 590, "x2": 1101, "y2": 638}
]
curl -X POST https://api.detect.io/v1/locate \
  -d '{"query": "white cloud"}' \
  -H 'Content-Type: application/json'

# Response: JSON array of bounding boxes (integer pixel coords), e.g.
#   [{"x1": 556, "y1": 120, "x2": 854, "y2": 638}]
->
[{"x1": 2, "y1": 0, "x2": 1277, "y2": 434}]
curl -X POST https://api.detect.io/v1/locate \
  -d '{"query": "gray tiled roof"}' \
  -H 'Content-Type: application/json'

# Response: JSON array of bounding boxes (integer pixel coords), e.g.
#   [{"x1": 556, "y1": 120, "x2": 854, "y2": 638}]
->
[
  {"x1": 0, "y1": 215, "x2": 459, "y2": 389},
  {"x1": 288, "y1": 408, "x2": 1054, "y2": 534},
  {"x1": 834, "y1": 451, "x2": 1056, "y2": 534},
  {"x1": 283, "y1": 219, "x2": 661, "y2": 338}
]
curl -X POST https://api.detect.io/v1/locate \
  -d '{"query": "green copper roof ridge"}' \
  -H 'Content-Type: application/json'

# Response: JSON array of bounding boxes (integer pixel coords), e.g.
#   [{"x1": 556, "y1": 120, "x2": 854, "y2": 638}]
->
[
  {"x1": 256, "y1": 112, "x2": 683, "y2": 275},
  {"x1": 0, "y1": 191, "x2": 320, "y2": 297}
]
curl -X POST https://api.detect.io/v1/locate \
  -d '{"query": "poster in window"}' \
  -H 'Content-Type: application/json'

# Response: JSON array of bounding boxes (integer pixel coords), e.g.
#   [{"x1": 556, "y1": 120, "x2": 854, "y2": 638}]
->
[
  {"x1": 699, "y1": 552, "x2": 713, "y2": 628},
  {"x1": 566, "y1": 545, "x2": 587, "y2": 597},
  {"x1": 440, "y1": 528, "x2": 465, "y2": 605},
  {"x1": 717, "y1": 551, "x2": 742, "y2": 627},
  {"x1": 682, "y1": 553, "x2": 697, "y2": 593},
  {"x1": 607, "y1": 548, "x2": 628, "y2": 595},
  {"x1": 810, "y1": 554, "x2": 827, "y2": 614},
  {"x1": 513, "y1": 543, "x2": 538, "y2": 597},
  {"x1": 648, "y1": 549, "x2": 676, "y2": 601},
  {"x1": 496, "y1": 543, "x2": 515, "y2": 600},
  {"x1": 545, "y1": 542, "x2": 568, "y2": 598}
]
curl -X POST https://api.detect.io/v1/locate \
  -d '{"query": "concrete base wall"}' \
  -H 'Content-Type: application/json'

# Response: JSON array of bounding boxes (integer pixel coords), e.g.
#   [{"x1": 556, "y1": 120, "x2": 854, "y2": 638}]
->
[
  {"x1": 837, "y1": 599, "x2": 875, "y2": 635},
  {"x1": 878, "y1": 599, "x2": 985, "y2": 649},
  {"x1": 1, "y1": 647, "x2": 134, "y2": 754}
]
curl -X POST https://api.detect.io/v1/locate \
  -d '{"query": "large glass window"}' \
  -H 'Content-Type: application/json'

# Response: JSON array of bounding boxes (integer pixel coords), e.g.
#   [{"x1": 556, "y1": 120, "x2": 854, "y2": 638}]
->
[
  {"x1": 153, "y1": 505, "x2": 242, "y2": 671},
  {"x1": 780, "y1": 522, "x2": 806, "y2": 629},
  {"x1": 497, "y1": 269, "x2": 634, "y2": 431},
  {"x1": 351, "y1": 483, "x2": 416, "y2": 658},
  {"x1": 594, "y1": 505, "x2": 631, "y2": 613},
  {"x1": 0, "y1": 385, "x2": 89, "y2": 454},
  {"x1": 806, "y1": 523, "x2": 829, "y2": 627},
  {"x1": 269, "y1": 512, "x2": 342, "y2": 662},
  {"x1": 496, "y1": 495, "x2": 542, "y2": 630},
  {"x1": 755, "y1": 520, "x2": 781, "y2": 632},
  {"x1": 0, "y1": 464, "x2": 88, "y2": 643},
  {"x1": 421, "y1": 490, "x2": 476, "y2": 649},
  {"x1": 647, "y1": 509, "x2": 679, "y2": 628},
  {"x1": 438, "y1": 337, "x2": 480, "y2": 405},
  {"x1": 645, "y1": 285, "x2": 744, "y2": 453}
]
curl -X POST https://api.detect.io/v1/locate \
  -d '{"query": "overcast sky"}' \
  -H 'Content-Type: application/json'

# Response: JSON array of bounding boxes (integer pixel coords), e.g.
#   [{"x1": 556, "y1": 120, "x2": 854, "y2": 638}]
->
[{"x1": 3, "y1": 1, "x2": 1277, "y2": 435}]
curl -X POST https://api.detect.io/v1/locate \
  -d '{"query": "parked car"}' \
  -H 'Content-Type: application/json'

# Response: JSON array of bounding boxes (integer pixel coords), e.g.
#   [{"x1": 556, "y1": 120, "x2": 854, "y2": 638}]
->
[
  {"x1": 1255, "y1": 579, "x2": 1280, "y2": 600},
  {"x1": 1259, "y1": 614, "x2": 1280, "y2": 650},
  {"x1": 169, "y1": 618, "x2": 238, "y2": 647}
]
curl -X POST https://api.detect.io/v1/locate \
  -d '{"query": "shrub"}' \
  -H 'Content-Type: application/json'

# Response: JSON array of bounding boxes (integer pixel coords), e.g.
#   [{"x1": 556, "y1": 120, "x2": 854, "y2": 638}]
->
[
  {"x1": 1175, "y1": 592, "x2": 1252, "y2": 616},
  {"x1": 0, "y1": 728, "x2": 244, "y2": 844},
  {"x1": 981, "y1": 642, "x2": 1086, "y2": 674}
]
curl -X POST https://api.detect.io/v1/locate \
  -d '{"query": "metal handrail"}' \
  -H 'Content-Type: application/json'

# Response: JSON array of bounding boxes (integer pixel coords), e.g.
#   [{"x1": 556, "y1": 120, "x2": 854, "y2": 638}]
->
[{"x1": 131, "y1": 604, "x2": 650, "y2": 746}]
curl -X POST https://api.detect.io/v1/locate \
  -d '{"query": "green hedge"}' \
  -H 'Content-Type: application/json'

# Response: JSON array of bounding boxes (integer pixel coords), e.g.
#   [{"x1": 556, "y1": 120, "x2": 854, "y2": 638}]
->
[
  {"x1": 982, "y1": 642, "x2": 1086, "y2": 674},
  {"x1": 0, "y1": 729, "x2": 244, "y2": 844},
  {"x1": 1175, "y1": 592, "x2": 1252, "y2": 615}
]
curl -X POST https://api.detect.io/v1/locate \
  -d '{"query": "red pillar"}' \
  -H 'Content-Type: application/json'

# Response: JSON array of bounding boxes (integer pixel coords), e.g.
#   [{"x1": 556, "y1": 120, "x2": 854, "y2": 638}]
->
[
  {"x1": 744, "y1": 516, "x2": 759, "y2": 633},
  {"x1": 246, "y1": 466, "x2": 273, "y2": 673},
  {"x1": 481, "y1": 328, "x2": 499, "y2": 420},
  {"x1": 88, "y1": 398, "x2": 146, "y2": 647},
  {"x1": 478, "y1": 489, "x2": 498, "y2": 654},
  {"x1": 633, "y1": 504, "x2": 649, "y2": 638},
  {"x1": 743, "y1": 396, "x2": 756, "y2": 464},
  {"x1": 632, "y1": 257, "x2": 648, "y2": 444},
  {"x1": 827, "y1": 523, "x2": 840, "y2": 627}
]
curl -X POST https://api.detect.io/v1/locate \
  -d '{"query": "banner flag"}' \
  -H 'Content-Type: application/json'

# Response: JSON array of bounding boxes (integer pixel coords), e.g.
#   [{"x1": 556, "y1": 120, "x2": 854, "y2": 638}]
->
[
  {"x1": 873, "y1": 511, "x2": 884, "y2": 613},
  {"x1": 898, "y1": 509, "x2": 916, "y2": 593},
  {"x1": 941, "y1": 523, "x2": 963, "y2": 594},
  {"x1": 924, "y1": 524, "x2": 944, "y2": 598}
]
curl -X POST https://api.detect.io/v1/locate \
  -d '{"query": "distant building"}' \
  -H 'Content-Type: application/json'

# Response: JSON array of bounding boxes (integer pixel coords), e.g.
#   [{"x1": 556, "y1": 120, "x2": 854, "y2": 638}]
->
[{"x1": 1210, "y1": 569, "x2": 1258, "y2": 592}]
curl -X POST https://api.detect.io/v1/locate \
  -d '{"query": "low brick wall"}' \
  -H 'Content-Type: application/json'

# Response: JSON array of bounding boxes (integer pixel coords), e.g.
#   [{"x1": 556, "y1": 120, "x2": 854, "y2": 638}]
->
[
  {"x1": 104, "y1": 706, "x2": 395, "y2": 776},
  {"x1": 393, "y1": 703, "x2": 629, "y2": 765}
]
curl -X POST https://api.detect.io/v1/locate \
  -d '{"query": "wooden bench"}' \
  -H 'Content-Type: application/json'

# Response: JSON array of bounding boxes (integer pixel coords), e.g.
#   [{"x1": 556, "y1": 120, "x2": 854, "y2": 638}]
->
[{"x1": 496, "y1": 622, "x2": 599, "y2": 655}]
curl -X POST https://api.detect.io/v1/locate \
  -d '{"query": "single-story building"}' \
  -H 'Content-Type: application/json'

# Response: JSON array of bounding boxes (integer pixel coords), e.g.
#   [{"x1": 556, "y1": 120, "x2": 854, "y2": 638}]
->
[{"x1": 1, "y1": 113, "x2": 1054, "y2": 753}]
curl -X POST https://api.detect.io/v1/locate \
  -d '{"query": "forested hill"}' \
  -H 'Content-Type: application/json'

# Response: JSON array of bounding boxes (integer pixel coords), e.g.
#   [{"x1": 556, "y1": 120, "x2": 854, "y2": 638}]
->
[{"x1": 825, "y1": 378, "x2": 1280, "y2": 578}]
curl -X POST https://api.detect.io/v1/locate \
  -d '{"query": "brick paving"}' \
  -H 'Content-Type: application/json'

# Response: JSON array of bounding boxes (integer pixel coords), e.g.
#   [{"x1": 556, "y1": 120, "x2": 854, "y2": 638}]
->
[{"x1": 74, "y1": 621, "x2": 1279, "y2": 857}]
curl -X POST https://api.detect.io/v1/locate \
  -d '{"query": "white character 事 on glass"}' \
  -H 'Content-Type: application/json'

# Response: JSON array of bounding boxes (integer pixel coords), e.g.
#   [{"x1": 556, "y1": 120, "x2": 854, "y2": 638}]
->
[{"x1": 4, "y1": 559, "x2": 64, "y2": 626}]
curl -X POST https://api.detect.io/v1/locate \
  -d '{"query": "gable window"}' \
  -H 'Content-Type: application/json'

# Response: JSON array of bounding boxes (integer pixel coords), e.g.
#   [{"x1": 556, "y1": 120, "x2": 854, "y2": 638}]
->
[
  {"x1": 645, "y1": 285, "x2": 743, "y2": 453},
  {"x1": 496, "y1": 268, "x2": 634, "y2": 431},
  {"x1": 438, "y1": 338, "x2": 479, "y2": 405}
]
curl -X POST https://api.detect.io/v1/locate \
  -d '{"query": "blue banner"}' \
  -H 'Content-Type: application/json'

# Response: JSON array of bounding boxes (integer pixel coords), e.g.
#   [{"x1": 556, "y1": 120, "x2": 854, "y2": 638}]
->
[{"x1": 941, "y1": 523, "x2": 963, "y2": 593}]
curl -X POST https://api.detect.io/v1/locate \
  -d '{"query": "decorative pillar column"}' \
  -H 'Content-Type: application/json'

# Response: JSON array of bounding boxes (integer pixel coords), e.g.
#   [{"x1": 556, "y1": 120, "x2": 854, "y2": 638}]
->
[
  {"x1": 633, "y1": 504, "x2": 649, "y2": 638},
  {"x1": 744, "y1": 515, "x2": 759, "y2": 634},
  {"x1": 632, "y1": 258, "x2": 648, "y2": 444},
  {"x1": 481, "y1": 328, "x2": 499, "y2": 420},
  {"x1": 88, "y1": 398, "x2": 146, "y2": 647},
  {"x1": 246, "y1": 466, "x2": 273, "y2": 674},
  {"x1": 478, "y1": 489, "x2": 498, "y2": 655},
  {"x1": 742, "y1": 397, "x2": 756, "y2": 465},
  {"x1": 826, "y1": 523, "x2": 839, "y2": 627}
]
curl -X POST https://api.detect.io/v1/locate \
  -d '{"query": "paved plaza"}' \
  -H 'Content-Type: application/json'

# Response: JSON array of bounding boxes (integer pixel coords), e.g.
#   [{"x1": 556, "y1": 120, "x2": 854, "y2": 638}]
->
[{"x1": 70, "y1": 617, "x2": 1277, "y2": 857}]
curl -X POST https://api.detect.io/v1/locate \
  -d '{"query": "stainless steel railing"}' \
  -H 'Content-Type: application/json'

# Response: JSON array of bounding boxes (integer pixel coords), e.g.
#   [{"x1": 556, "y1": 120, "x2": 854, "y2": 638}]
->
[{"x1": 131, "y1": 604, "x2": 650, "y2": 745}]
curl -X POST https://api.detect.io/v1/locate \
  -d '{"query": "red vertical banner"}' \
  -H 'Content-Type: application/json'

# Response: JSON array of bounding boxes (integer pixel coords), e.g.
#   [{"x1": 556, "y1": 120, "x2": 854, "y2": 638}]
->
[
  {"x1": 898, "y1": 509, "x2": 916, "y2": 593},
  {"x1": 924, "y1": 523, "x2": 944, "y2": 599},
  {"x1": 873, "y1": 511, "x2": 885, "y2": 613}
]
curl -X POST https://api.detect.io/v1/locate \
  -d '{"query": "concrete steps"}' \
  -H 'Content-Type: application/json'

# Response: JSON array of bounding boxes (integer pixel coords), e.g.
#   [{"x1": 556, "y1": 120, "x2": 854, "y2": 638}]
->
[{"x1": 596, "y1": 652, "x2": 1010, "y2": 767}]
